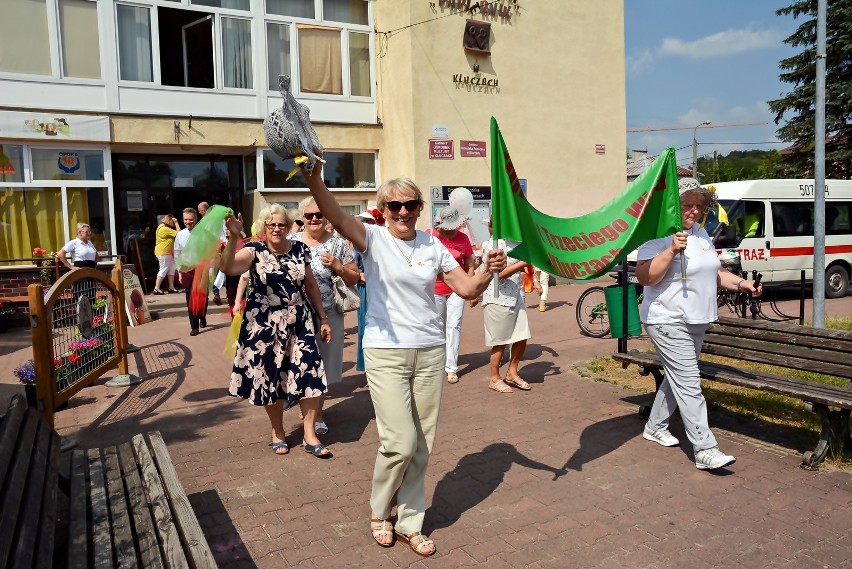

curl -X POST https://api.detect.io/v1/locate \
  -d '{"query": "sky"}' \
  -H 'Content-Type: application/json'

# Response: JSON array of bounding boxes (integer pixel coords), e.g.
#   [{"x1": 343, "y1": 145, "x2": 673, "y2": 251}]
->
[{"x1": 625, "y1": 1, "x2": 803, "y2": 170}]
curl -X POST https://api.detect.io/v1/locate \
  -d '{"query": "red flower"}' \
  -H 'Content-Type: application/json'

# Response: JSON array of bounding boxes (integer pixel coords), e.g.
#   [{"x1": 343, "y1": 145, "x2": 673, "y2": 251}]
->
[
  {"x1": 54, "y1": 358, "x2": 62, "y2": 366},
  {"x1": 68, "y1": 353, "x2": 81, "y2": 365}
]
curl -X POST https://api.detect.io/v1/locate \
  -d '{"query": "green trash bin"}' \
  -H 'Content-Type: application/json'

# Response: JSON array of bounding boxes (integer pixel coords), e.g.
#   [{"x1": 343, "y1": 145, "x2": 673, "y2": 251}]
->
[{"x1": 603, "y1": 284, "x2": 642, "y2": 338}]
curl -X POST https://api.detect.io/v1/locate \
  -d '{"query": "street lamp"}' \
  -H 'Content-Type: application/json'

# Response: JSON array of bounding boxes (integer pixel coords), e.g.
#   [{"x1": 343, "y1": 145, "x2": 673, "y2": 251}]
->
[{"x1": 692, "y1": 121, "x2": 711, "y2": 180}]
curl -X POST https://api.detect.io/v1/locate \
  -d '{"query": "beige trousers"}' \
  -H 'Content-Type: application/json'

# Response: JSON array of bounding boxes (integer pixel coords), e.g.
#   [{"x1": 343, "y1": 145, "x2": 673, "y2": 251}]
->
[{"x1": 364, "y1": 345, "x2": 445, "y2": 534}]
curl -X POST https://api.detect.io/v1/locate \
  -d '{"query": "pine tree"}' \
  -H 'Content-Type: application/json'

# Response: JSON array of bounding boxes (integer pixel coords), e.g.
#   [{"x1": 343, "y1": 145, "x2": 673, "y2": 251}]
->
[{"x1": 767, "y1": 0, "x2": 852, "y2": 178}]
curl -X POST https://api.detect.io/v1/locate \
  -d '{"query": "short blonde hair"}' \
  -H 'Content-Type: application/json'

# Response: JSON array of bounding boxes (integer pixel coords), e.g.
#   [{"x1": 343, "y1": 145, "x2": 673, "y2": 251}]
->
[
  {"x1": 298, "y1": 196, "x2": 318, "y2": 218},
  {"x1": 76, "y1": 222, "x2": 91, "y2": 233},
  {"x1": 256, "y1": 203, "x2": 292, "y2": 233},
  {"x1": 376, "y1": 177, "x2": 423, "y2": 212}
]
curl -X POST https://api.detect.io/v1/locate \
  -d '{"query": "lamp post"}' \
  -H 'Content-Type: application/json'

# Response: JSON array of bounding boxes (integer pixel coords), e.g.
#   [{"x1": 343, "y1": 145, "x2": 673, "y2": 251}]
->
[{"x1": 692, "y1": 121, "x2": 711, "y2": 180}]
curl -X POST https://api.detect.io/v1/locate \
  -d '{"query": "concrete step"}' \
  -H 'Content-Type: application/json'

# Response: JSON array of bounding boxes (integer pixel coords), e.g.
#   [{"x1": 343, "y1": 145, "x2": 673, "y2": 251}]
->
[{"x1": 144, "y1": 292, "x2": 231, "y2": 321}]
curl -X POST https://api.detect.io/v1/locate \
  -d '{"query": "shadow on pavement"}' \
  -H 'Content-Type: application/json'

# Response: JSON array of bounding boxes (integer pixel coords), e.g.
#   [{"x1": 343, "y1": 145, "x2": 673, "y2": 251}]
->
[
  {"x1": 562, "y1": 413, "x2": 641, "y2": 472},
  {"x1": 69, "y1": 339, "x2": 243, "y2": 448},
  {"x1": 190, "y1": 489, "x2": 258, "y2": 569},
  {"x1": 425, "y1": 442, "x2": 566, "y2": 533}
]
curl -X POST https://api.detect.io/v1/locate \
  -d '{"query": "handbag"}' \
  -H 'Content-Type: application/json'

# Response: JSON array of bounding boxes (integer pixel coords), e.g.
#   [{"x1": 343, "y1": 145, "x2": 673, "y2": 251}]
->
[{"x1": 331, "y1": 237, "x2": 361, "y2": 314}]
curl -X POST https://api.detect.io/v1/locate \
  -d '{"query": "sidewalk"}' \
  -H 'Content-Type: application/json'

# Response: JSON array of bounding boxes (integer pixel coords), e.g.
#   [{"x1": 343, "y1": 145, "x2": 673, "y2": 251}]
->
[{"x1": 1, "y1": 284, "x2": 851, "y2": 568}]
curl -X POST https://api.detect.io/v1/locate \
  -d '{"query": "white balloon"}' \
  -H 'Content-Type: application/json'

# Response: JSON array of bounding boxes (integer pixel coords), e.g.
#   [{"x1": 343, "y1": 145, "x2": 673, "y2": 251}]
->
[{"x1": 449, "y1": 187, "x2": 474, "y2": 216}]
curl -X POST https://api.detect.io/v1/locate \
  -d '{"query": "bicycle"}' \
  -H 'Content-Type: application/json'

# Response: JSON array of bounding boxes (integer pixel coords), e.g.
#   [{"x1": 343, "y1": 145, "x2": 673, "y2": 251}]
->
[{"x1": 576, "y1": 271, "x2": 644, "y2": 338}]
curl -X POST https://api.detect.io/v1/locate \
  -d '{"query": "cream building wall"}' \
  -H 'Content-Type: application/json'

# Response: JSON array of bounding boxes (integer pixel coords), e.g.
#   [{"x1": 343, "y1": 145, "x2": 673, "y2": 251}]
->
[{"x1": 375, "y1": 0, "x2": 626, "y2": 219}]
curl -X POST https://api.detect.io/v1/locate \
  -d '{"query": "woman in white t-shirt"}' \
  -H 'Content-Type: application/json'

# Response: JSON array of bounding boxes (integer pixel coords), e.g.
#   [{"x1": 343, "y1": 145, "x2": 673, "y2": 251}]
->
[
  {"x1": 58, "y1": 222, "x2": 98, "y2": 302},
  {"x1": 636, "y1": 177, "x2": 761, "y2": 471},
  {"x1": 304, "y1": 167, "x2": 506, "y2": 558}
]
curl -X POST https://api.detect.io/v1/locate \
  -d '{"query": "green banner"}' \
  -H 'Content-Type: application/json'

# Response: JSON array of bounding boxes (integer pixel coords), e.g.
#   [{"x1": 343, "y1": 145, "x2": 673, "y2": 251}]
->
[{"x1": 490, "y1": 117, "x2": 682, "y2": 279}]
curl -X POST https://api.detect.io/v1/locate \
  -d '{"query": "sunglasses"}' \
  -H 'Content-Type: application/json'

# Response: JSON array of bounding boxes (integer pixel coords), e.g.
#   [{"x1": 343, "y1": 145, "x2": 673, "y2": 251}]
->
[
  {"x1": 266, "y1": 223, "x2": 288, "y2": 230},
  {"x1": 386, "y1": 200, "x2": 421, "y2": 213},
  {"x1": 303, "y1": 212, "x2": 324, "y2": 220}
]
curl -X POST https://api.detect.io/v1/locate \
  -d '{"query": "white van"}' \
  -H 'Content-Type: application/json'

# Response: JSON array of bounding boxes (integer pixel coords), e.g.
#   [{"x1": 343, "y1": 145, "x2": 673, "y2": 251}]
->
[{"x1": 702, "y1": 179, "x2": 852, "y2": 298}]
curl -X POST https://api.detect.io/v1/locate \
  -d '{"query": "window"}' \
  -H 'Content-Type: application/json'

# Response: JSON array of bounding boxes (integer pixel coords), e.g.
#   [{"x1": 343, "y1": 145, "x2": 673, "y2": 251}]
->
[
  {"x1": 321, "y1": 152, "x2": 375, "y2": 188},
  {"x1": 267, "y1": 0, "x2": 315, "y2": 18},
  {"x1": 772, "y1": 202, "x2": 810, "y2": 238},
  {"x1": 31, "y1": 149, "x2": 105, "y2": 181},
  {"x1": 0, "y1": 0, "x2": 51, "y2": 75},
  {"x1": 117, "y1": 4, "x2": 153, "y2": 82},
  {"x1": 263, "y1": 151, "x2": 304, "y2": 188},
  {"x1": 298, "y1": 25, "x2": 342, "y2": 94},
  {"x1": 0, "y1": 145, "x2": 25, "y2": 184},
  {"x1": 244, "y1": 154, "x2": 257, "y2": 190},
  {"x1": 323, "y1": 0, "x2": 368, "y2": 25},
  {"x1": 826, "y1": 203, "x2": 851, "y2": 235},
  {"x1": 266, "y1": 22, "x2": 291, "y2": 91},
  {"x1": 222, "y1": 17, "x2": 253, "y2": 89},
  {"x1": 159, "y1": 7, "x2": 214, "y2": 88},
  {"x1": 193, "y1": 0, "x2": 250, "y2": 10},
  {"x1": 349, "y1": 32, "x2": 370, "y2": 96},
  {"x1": 68, "y1": 187, "x2": 113, "y2": 254},
  {"x1": 59, "y1": 0, "x2": 101, "y2": 79},
  {"x1": 0, "y1": 188, "x2": 65, "y2": 259}
]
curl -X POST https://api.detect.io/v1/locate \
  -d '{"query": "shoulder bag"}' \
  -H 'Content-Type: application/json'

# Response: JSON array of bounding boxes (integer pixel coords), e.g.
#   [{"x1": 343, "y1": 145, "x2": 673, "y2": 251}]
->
[{"x1": 331, "y1": 236, "x2": 361, "y2": 314}]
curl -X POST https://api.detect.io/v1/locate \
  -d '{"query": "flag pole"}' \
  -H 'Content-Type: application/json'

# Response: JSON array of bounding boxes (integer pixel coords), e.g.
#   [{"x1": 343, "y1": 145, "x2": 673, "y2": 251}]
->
[{"x1": 492, "y1": 237, "x2": 499, "y2": 296}]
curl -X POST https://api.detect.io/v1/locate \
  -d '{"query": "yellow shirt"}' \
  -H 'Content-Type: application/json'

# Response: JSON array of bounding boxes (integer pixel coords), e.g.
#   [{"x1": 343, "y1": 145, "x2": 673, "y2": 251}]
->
[{"x1": 155, "y1": 224, "x2": 178, "y2": 256}]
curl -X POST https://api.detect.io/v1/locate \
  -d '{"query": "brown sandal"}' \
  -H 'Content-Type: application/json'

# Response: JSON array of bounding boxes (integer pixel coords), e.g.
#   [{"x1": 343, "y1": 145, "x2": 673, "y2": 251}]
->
[
  {"x1": 505, "y1": 375, "x2": 531, "y2": 391},
  {"x1": 488, "y1": 379, "x2": 514, "y2": 394},
  {"x1": 370, "y1": 518, "x2": 394, "y2": 547},
  {"x1": 394, "y1": 530, "x2": 436, "y2": 557}
]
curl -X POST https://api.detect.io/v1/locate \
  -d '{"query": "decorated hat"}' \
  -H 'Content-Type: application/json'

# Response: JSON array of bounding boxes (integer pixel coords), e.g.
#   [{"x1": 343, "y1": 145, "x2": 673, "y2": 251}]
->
[
  {"x1": 434, "y1": 205, "x2": 467, "y2": 230},
  {"x1": 263, "y1": 76, "x2": 324, "y2": 176},
  {"x1": 678, "y1": 177, "x2": 717, "y2": 208},
  {"x1": 357, "y1": 208, "x2": 385, "y2": 225}
]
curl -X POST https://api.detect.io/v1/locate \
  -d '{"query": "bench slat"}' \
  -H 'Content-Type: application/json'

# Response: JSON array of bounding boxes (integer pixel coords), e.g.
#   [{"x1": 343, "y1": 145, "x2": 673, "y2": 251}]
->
[
  {"x1": 0, "y1": 395, "x2": 28, "y2": 493},
  {"x1": 132, "y1": 435, "x2": 189, "y2": 569},
  {"x1": 103, "y1": 446, "x2": 140, "y2": 569},
  {"x1": 701, "y1": 343, "x2": 852, "y2": 382},
  {"x1": 0, "y1": 407, "x2": 40, "y2": 569},
  {"x1": 87, "y1": 449, "x2": 115, "y2": 569},
  {"x1": 33, "y1": 426, "x2": 59, "y2": 569},
  {"x1": 709, "y1": 322, "x2": 852, "y2": 354},
  {"x1": 68, "y1": 450, "x2": 89, "y2": 569},
  {"x1": 716, "y1": 315, "x2": 852, "y2": 342},
  {"x1": 117, "y1": 443, "x2": 165, "y2": 569},
  {"x1": 10, "y1": 420, "x2": 54, "y2": 569},
  {"x1": 613, "y1": 352, "x2": 852, "y2": 409},
  {"x1": 148, "y1": 432, "x2": 217, "y2": 569}
]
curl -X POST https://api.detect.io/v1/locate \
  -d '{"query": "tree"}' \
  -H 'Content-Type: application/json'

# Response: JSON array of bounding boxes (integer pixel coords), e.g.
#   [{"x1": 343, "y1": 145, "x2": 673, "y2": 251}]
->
[{"x1": 767, "y1": 0, "x2": 852, "y2": 178}]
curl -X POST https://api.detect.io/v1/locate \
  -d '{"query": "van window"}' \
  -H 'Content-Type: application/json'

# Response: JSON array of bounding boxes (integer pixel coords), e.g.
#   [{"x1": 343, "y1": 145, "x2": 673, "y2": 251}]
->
[
  {"x1": 826, "y1": 203, "x2": 851, "y2": 235},
  {"x1": 709, "y1": 199, "x2": 764, "y2": 247}
]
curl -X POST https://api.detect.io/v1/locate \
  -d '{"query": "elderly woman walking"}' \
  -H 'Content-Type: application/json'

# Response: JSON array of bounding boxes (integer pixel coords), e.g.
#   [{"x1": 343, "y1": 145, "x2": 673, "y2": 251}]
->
[
  {"x1": 304, "y1": 165, "x2": 506, "y2": 558},
  {"x1": 636, "y1": 177, "x2": 761, "y2": 470},
  {"x1": 153, "y1": 214, "x2": 179, "y2": 294},
  {"x1": 427, "y1": 205, "x2": 475, "y2": 384},
  {"x1": 221, "y1": 205, "x2": 333, "y2": 458},
  {"x1": 289, "y1": 197, "x2": 360, "y2": 436}
]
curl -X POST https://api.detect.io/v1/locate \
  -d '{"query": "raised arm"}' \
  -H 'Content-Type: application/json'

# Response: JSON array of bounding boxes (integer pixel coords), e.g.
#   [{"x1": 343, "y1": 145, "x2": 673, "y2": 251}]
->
[
  {"x1": 220, "y1": 213, "x2": 253, "y2": 275},
  {"x1": 303, "y1": 160, "x2": 366, "y2": 251}
]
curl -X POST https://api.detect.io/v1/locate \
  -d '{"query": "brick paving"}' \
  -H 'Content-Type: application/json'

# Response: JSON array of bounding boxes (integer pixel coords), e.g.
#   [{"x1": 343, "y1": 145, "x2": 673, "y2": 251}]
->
[{"x1": 1, "y1": 284, "x2": 851, "y2": 568}]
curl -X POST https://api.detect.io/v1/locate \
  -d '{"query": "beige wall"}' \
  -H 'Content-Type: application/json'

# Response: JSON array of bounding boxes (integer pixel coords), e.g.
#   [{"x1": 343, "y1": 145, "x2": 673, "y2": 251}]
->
[{"x1": 375, "y1": 0, "x2": 626, "y2": 220}]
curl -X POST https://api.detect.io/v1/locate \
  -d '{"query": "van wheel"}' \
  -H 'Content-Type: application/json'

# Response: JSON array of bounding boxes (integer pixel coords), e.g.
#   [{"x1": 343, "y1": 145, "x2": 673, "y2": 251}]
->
[{"x1": 825, "y1": 265, "x2": 849, "y2": 299}]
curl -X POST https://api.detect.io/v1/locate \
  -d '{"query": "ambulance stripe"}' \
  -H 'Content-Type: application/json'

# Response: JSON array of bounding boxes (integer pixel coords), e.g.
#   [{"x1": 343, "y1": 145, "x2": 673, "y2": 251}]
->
[{"x1": 772, "y1": 245, "x2": 852, "y2": 257}]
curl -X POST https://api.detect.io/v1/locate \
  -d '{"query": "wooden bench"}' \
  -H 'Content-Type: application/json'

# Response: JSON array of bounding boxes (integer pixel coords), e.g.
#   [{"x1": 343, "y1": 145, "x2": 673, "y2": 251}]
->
[
  {"x1": 0, "y1": 394, "x2": 216, "y2": 568},
  {"x1": 613, "y1": 316, "x2": 852, "y2": 469}
]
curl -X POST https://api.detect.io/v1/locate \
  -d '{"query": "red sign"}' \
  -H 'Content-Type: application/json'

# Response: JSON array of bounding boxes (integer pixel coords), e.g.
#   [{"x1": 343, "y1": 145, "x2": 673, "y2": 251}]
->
[
  {"x1": 595, "y1": 144, "x2": 606, "y2": 155},
  {"x1": 460, "y1": 140, "x2": 487, "y2": 158},
  {"x1": 429, "y1": 139, "x2": 454, "y2": 160}
]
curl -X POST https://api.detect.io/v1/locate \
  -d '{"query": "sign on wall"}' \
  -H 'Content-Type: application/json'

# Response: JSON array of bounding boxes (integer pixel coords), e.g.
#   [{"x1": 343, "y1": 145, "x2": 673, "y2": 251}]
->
[
  {"x1": 0, "y1": 111, "x2": 110, "y2": 142},
  {"x1": 429, "y1": 139, "x2": 455, "y2": 160},
  {"x1": 460, "y1": 140, "x2": 487, "y2": 157}
]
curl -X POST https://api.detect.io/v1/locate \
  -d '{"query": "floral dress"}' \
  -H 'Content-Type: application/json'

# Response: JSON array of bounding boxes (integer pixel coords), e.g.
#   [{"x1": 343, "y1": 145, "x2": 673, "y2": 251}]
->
[{"x1": 229, "y1": 241, "x2": 327, "y2": 408}]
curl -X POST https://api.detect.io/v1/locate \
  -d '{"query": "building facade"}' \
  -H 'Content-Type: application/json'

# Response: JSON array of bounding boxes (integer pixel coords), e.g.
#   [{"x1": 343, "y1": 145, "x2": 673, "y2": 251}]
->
[{"x1": 0, "y1": 0, "x2": 625, "y2": 283}]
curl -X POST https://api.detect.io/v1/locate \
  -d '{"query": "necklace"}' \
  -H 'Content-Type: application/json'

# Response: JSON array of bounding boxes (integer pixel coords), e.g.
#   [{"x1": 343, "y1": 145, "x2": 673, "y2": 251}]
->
[{"x1": 389, "y1": 229, "x2": 415, "y2": 266}]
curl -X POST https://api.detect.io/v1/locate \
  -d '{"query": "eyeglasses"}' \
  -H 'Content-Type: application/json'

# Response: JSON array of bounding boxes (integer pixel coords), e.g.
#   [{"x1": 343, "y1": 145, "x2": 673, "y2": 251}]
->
[
  {"x1": 266, "y1": 223, "x2": 288, "y2": 230},
  {"x1": 386, "y1": 200, "x2": 421, "y2": 213},
  {"x1": 303, "y1": 212, "x2": 324, "y2": 220}
]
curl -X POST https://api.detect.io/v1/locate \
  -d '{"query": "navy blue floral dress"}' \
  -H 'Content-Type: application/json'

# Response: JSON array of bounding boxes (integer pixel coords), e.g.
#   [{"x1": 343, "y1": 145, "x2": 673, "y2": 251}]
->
[{"x1": 228, "y1": 241, "x2": 327, "y2": 409}]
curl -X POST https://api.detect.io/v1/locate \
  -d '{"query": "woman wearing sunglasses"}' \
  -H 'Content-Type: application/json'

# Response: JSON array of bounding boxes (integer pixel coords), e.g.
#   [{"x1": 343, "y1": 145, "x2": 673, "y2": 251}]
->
[
  {"x1": 303, "y1": 164, "x2": 507, "y2": 558},
  {"x1": 289, "y1": 197, "x2": 360, "y2": 436},
  {"x1": 221, "y1": 205, "x2": 333, "y2": 458}
]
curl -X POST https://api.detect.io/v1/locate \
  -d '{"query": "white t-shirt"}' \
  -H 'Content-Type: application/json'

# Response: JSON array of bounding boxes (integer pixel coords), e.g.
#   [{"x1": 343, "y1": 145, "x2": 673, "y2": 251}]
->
[
  {"x1": 173, "y1": 228, "x2": 191, "y2": 267},
  {"x1": 638, "y1": 226, "x2": 720, "y2": 325},
  {"x1": 361, "y1": 224, "x2": 457, "y2": 348},
  {"x1": 63, "y1": 238, "x2": 97, "y2": 263}
]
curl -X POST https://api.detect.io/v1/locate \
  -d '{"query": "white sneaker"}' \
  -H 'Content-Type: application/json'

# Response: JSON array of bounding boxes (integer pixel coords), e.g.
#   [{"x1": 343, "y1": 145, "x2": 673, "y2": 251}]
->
[
  {"x1": 695, "y1": 447, "x2": 736, "y2": 470},
  {"x1": 642, "y1": 425, "x2": 679, "y2": 447}
]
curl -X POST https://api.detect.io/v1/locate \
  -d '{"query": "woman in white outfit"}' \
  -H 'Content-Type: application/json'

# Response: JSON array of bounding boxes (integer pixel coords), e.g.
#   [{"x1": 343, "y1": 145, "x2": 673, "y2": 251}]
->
[
  {"x1": 304, "y1": 166, "x2": 506, "y2": 558},
  {"x1": 636, "y1": 177, "x2": 761, "y2": 470}
]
